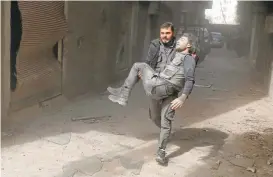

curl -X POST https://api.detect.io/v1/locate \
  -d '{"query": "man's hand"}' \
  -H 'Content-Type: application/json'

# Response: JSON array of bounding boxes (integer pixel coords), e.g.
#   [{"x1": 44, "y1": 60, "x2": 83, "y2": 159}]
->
[
  {"x1": 138, "y1": 72, "x2": 142, "y2": 79},
  {"x1": 171, "y1": 94, "x2": 187, "y2": 110},
  {"x1": 170, "y1": 98, "x2": 184, "y2": 110}
]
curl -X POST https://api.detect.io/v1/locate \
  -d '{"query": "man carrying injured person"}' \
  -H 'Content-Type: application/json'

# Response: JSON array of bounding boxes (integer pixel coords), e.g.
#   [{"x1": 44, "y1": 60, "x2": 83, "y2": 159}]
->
[{"x1": 107, "y1": 32, "x2": 196, "y2": 165}]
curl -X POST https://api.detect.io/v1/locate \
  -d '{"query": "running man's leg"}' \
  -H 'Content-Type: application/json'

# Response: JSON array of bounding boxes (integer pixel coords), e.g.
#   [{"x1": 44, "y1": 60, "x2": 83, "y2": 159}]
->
[
  {"x1": 156, "y1": 95, "x2": 177, "y2": 165},
  {"x1": 148, "y1": 97, "x2": 161, "y2": 128}
]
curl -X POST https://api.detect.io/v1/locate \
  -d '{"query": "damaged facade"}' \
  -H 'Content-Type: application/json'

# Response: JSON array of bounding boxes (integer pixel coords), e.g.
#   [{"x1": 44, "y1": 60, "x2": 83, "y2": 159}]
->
[
  {"x1": 1, "y1": 1, "x2": 211, "y2": 118},
  {"x1": 243, "y1": 1, "x2": 273, "y2": 98}
]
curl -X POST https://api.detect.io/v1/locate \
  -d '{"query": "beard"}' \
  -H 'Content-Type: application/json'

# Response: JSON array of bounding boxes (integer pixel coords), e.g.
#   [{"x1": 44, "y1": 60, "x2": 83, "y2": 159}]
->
[
  {"x1": 161, "y1": 38, "x2": 170, "y2": 43},
  {"x1": 161, "y1": 37, "x2": 175, "y2": 47}
]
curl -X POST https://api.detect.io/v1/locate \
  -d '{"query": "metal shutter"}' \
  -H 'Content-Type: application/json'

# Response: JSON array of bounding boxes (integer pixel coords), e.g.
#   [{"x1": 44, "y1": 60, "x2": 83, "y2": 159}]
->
[
  {"x1": 18, "y1": 1, "x2": 67, "y2": 56},
  {"x1": 12, "y1": 1, "x2": 67, "y2": 109}
]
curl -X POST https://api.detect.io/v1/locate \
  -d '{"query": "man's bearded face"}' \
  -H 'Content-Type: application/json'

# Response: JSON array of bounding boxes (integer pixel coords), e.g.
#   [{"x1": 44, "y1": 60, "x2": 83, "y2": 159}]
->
[{"x1": 160, "y1": 27, "x2": 174, "y2": 44}]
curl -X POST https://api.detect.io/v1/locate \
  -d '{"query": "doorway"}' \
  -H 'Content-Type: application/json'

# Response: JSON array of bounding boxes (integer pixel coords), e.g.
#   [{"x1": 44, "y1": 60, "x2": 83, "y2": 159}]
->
[{"x1": 10, "y1": 1, "x2": 67, "y2": 111}]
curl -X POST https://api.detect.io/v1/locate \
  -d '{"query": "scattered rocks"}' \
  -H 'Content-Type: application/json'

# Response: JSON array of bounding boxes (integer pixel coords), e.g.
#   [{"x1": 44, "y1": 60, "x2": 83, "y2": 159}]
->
[
  {"x1": 235, "y1": 154, "x2": 243, "y2": 159},
  {"x1": 211, "y1": 160, "x2": 222, "y2": 170},
  {"x1": 245, "y1": 132, "x2": 261, "y2": 141},
  {"x1": 246, "y1": 167, "x2": 256, "y2": 173},
  {"x1": 267, "y1": 157, "x2": 273, "y2": 165},
  {"x1": 252, "y1": 154, "x2": 259, "y2": 158}
]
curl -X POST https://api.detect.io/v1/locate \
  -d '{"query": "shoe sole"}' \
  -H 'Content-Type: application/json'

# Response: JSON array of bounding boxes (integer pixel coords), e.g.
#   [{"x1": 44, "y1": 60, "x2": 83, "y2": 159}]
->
[
  {"x1": 107, "y1": 87, "x2": 119, "y2": 95},
  {"x1": 108, "y1": 95, "x2": 127, "y2": 106}
]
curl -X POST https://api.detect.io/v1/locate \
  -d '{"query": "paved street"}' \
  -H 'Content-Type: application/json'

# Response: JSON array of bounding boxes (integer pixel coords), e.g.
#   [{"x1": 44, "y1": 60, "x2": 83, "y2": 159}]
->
[{"x1": 2, "y1": 47, "x2": 273, "y2": 177}]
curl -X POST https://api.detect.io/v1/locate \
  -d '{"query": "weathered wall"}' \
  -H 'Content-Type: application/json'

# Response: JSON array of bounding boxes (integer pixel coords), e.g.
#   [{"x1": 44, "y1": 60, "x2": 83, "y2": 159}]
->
[
  {"x1": 249, "y1": 2, "x2": 273, "y2": 99},
  {"x1": 141, "y1": 1, "x2": 182, "y2": 61},
  {"x1": 0, "y1": 1, "x2": 184, "y2": 113},
  {"x1": 63, "y1": 1, "x2": 183, "y2": 98},
  {"x1": 237, "y1": 1, "x2": 253, "y2": 33},
  {"x1": 63, "y1": 2, "x2": 136, "y2": 97},
  {"x1": 131, "y1": 3, "x2": 149, "y2": 63},
  {"x1": 157, "y1": 1, "x2": 182, "y2": 34},
  {"x1": 264, "y1": 3, "x2": 273, "y2": 98},
  {"x1": 1, "y1": 1, "x2": 11, "y2": 119}
]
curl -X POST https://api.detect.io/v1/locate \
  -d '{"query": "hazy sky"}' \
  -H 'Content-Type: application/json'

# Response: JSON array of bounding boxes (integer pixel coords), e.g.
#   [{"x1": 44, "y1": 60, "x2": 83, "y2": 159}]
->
[{"x1": 205, "y1": 0, "x2": 238, "y2": 25}]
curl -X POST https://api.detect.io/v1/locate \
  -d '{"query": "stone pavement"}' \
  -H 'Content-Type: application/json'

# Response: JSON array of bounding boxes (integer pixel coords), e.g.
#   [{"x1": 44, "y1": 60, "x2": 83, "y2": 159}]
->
[{"x1": 2, "y1": 48, "x2": 273, "y2": 177}]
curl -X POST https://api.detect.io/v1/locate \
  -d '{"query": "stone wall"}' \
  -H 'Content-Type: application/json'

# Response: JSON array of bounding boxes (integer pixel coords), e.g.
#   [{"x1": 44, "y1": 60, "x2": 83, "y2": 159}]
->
[
  {"x1": 62, "y1": 1, "x2": 183, "y2": 98},
  {"x1": 0, "y1": 1, "x2": 184, "y2": 114},
  {"x1": 63, "y1": 2, "x2": 136, "y2": 97},
  {"x1": 249, "y1": 2, "x2": 273, "y2": 98}
]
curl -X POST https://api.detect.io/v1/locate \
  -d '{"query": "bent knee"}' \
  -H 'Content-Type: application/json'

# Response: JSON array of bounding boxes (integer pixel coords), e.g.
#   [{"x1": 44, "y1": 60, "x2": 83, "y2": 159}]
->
[{"x1": 133, "y1": 62, "x2": 148, "y2": 68}]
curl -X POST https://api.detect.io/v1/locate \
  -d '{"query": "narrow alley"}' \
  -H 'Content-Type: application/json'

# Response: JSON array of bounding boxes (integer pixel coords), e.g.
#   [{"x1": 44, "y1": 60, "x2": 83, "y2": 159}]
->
[{"x1": 2, "y1": 47, "x2": 273, "y2": 177}]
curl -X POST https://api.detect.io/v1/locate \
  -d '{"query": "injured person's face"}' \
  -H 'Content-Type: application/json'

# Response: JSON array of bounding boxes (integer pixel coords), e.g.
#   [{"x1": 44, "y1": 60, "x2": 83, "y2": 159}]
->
[{"x1": 176, "y1": 36, "x2": 191, "y2": 52}]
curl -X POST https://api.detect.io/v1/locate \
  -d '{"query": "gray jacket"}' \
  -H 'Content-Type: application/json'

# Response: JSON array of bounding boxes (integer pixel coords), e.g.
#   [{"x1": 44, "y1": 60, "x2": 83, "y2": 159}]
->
[
  {"x1": 145, "y1": 38, "x2": 176, "y2": 70},
  {"x1": 159, "y1": 52, "x2": 188, "y2": 90},
  {"x1": 146, "y1": 39, "x2": 196, "y2": 96}
]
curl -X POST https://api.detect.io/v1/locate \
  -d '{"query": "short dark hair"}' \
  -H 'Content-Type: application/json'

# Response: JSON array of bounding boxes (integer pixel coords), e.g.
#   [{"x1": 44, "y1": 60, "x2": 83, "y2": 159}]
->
[{"x1": 160, "y1": 22, "x2": 174, "y2": 32}]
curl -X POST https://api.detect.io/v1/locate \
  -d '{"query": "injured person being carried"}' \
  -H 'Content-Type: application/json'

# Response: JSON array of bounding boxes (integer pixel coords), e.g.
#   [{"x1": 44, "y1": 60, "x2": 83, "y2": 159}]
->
[{"x1": 107, "y1": 33, "x2": 196, "y2": 108}]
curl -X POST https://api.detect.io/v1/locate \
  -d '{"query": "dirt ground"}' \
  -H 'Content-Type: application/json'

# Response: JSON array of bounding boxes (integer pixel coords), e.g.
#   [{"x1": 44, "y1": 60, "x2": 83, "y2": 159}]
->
[{"x1": 2, "y1": 47, "x2": 273, "y2": 177}]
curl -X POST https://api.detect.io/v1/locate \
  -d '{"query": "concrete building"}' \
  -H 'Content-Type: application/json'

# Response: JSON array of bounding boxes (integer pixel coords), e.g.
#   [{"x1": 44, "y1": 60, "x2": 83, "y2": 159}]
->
[
  {"x1": 1, "y1": 1, "x2": 211, "y2": 118},
  {"x1": 246, "y1": 2, "x2": 273, "y2": 99}
]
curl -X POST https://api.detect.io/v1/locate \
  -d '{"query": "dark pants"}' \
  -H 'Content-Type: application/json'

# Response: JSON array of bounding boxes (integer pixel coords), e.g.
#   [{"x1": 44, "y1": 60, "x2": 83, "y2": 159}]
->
[
  {"x1": 149, "y1": 94, "x2": 177, "y2": 150},
  {"x1": 124, "y1": 62, "x2": 177, "y2": 150}
]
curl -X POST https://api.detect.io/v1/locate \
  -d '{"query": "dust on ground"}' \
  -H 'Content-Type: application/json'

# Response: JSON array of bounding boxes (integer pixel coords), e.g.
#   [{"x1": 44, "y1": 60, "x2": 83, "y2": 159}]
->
[{"x1": 2, "y1": 48, "x2": 273, "y2": 177}]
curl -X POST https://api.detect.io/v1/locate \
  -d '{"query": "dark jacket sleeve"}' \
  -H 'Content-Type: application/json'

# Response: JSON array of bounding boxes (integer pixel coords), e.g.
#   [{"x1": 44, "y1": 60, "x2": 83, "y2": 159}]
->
[
  {"x1": 181, "y1": 55, "x2": 196, "y2": 96},
  {"x1": 145, "y1": 39, "x2": 160, "y2": 69}
]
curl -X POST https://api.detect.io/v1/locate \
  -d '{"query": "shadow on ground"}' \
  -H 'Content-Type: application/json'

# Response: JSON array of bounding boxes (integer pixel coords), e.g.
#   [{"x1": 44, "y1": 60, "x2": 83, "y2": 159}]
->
[
  {"x1": 185, "y1": 128, "x2": 273, "y2": 177},
  {"x1": 55, "y1": 128, "x2": 228, "y2": 177},
  {"x1": 1, "y1": 48, "x2": 268, "y2": 149}
]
